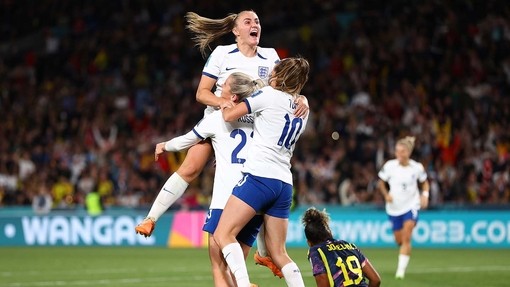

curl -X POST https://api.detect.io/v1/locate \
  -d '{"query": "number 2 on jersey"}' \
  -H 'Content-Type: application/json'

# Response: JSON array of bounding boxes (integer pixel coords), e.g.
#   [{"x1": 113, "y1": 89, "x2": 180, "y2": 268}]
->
[
  {"x1": 336, "y1": 255, "x2": 363, "y2": 286},
  {"x1": 230, "y1": 129, "x2": 249, "y2": 164},
  {"x1": 277, "y1": 114, "x2": 304, "y2": 149}
]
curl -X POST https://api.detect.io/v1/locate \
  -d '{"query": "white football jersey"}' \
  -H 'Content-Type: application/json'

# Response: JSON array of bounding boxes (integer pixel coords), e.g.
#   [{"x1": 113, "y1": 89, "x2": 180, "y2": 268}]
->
[
  {"x1": 242, "y1": 86, "x2": 308, "y2": 185},
  {"x1": 202, "y1": 44, "x2": 280, "y2": 115},
  {"x1": 378, "y1": 159, "x2": 428, "y2": 216},
  {"x1": 164, "y1": 110, "x2": 254, "y2": 209}
]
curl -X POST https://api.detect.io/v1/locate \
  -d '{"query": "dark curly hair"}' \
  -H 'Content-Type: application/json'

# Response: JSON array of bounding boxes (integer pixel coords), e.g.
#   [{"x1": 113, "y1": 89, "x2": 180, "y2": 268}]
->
[{"x1": 302, "y1": 207, "x2": 333, "y2": 245}]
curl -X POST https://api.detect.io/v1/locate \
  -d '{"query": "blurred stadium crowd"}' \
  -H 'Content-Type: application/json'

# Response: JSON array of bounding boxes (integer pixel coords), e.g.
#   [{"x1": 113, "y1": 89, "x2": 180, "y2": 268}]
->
[{"x1": 1, "y1": 0, "x2": 509, "y2": 212}]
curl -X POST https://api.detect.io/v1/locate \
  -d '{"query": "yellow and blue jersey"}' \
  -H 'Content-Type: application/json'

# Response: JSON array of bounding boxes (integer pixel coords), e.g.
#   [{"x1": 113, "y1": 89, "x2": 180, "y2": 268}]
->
[{"x1": 308, "y1": 239, "x2": 369, "y2": 287}]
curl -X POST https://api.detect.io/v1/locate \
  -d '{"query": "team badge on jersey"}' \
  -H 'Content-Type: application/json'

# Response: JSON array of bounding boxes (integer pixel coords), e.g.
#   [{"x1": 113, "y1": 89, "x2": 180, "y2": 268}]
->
[{"x1": 258, "y1": 66, "x2": 269, "y2": 78}]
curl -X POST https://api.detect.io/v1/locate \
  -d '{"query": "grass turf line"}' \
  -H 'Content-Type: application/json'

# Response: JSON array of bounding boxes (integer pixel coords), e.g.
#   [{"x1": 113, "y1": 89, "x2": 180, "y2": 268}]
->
[{"x1": 1, "y1": 247, "x2": 509, "y2": 287}]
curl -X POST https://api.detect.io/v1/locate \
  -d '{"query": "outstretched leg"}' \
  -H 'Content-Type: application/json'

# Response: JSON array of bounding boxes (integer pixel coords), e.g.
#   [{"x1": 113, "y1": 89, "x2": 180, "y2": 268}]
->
[{"x1": 135, "y1": 141, "x2": 212, "y2": 237}]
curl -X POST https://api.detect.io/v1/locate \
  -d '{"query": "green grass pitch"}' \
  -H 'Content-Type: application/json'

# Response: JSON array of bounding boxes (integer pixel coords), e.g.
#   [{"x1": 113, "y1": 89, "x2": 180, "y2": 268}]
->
[{"x1": 1, "y1": 247, "x2": 509, "y2": 286}]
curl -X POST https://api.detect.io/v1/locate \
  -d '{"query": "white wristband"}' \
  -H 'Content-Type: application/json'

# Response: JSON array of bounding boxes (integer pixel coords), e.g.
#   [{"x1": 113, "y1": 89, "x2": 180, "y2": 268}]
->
[{"x1": 421, "y1": 191, "x2": 429, "y2": 198}]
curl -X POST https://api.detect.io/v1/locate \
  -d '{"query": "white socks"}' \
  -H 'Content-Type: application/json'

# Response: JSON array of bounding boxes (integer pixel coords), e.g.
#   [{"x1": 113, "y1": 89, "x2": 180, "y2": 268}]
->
[
  {"x1": 222, "y1": 240, "x2": 304, "y2": 287},
  {"x1": 222, "y1": 243, "x2": 251, "y2": 287},
  {"x1": 282, "y1": 262, "x2": 305, "y2": 287},
  {"x1": 256, "y1": 224, "x2": 268, "y2": 257},
  {"x1": 147, "y1": 173, "x2": 189, "y2": 221},
  {"x1": 396, "y1": 254, "x2": 410, "y2": 278}
]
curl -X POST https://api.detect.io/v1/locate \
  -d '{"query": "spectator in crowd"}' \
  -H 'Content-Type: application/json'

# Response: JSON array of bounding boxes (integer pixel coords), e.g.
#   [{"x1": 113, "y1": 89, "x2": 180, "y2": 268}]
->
[
  {"x1": 32, "y1": 184, "x2": 53, "y2": 215},
  {"x1": 85, "y1": 187, "x2": 103, "y2": 216}
]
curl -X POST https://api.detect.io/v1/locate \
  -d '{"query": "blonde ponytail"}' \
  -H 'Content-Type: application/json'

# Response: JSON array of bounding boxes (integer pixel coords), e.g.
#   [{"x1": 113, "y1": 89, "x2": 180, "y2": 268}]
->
[{"x1": 228, "y1": 72, "x2": 265, "y2": 101}]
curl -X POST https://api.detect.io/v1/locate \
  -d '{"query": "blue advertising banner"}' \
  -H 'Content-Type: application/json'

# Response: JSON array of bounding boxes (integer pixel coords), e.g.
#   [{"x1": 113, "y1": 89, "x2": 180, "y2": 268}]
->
[
  {"x1": 285, "y1": 208, "x2": 510, "y2": 248},
  {"x1": 0, "y1": 214, "x2": 173, "y2": 246},
  {"x1": 1, "y1": 207, "x2": 509, "y2": 248}
]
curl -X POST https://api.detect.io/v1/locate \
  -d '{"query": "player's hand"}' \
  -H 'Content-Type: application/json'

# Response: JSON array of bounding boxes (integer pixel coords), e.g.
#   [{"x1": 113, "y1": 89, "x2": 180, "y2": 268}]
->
[
  {"x1": 294, "y1": 95, "x2": 309, "y2": 118},
  {"x1": 154, "y1": 142, "x2": 166, "y2": 161},
  {"x1": 220, "y1": 99, "x2": 234, "y2": 110},
  {"x1": 420, "y1": 195, "x2": 429, "y2": 209},
  {"x1": 384, "y1": 194, "x2": 393, "y2": 203}
]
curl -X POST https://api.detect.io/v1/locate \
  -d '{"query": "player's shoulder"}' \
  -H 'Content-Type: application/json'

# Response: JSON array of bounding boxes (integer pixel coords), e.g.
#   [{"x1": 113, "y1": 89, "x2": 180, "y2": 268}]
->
[
  {"x1": 197, "y1": 110, "x2": 231, "y2": 137},
  {"x1": 339, "y1": 239, "x2": 359, "y2": 249},
  {"x1": 256, "y1": 47, "x2": 280, "y2": 61},
  {"x1": 308, "y1": 243, "x2": 323, "y2": 253},
  {"x1": 259, "y1": 85, "x2": 275, "y2": 93},
  {"x1": 200, "y1": 110, "x2": 224, "y2": 126},
  {"x1": 248, "y1": 86, "x2": 278, "y2": 104},
  {"x1": 211, "y1": 44, "x2": 238, "y2": 56},
  {"x1": 382, "y1": 159, "x2": 399, "y2": 168},
  {"x1": 409, "y1": 159, "x2": 425, "y2": 169}
]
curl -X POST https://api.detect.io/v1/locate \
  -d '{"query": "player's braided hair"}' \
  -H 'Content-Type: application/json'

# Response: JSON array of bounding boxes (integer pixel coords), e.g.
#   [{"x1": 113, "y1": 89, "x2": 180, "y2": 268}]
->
[
  {"x1": 302, "y1": 207, "x2": 333, "y2": 245},
  {"x1": 270, "y1": 57, "x2": 309, "y2": 97}
]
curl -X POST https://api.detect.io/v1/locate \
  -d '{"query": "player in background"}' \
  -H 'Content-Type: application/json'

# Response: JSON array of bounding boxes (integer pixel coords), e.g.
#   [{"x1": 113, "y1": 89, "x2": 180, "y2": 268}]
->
[
  {"x1": 377, "y1": 136, "x2": 430, "y2": 279},
  {"x1": 154, "y1": 72, "x2": 264, "y2": 287},
  {"x1": 213, "y1": 57, "x2": 310, "y2": 287},
  {"x1": 135, "y1": 10, "x2": 308, "y2": 278},
  {"x1": 303, "y1": 207, "x2": 381, "y2": 287}
]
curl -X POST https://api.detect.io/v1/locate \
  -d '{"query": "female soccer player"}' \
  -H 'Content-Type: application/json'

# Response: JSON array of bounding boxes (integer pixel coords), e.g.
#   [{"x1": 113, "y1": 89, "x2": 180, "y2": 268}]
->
[
  {"x1": 213, "y1": 57, "x2": 310, "y2": 287},
  {"x1": 136, "y1": 10, "x2": 308, "y2": 277},
  {"x1": 303, "y1": 207, "x2": 381, "y2": 287},
  {"x1": 155, "y1": 72, "x2": 263, "y2": 287},
  {"x1": 377, "y1": 136, "x2": 430, "y2": 279}
]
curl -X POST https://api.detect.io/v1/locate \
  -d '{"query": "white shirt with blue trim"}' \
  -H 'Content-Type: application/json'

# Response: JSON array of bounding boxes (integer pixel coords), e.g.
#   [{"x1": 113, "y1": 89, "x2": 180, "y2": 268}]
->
[
  {"x1": 202, "y1": 43, "x2": 280, "y2": 115},
  {"x1": 241, "y1": 86, "x2": 308, "y2": 185},
  {"x1": 378, "y1": 159, "x2": 428, "y2": 216}
]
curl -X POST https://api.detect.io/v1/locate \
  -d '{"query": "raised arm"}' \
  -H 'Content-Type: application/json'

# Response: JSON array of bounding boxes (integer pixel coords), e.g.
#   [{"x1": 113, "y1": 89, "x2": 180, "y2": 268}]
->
[
  {"x1": 154, "y1": 131, "x2": 202, "y2": 161},
  {"x1": 196, "y1": 75, "x2": 230, "y2": 108}
]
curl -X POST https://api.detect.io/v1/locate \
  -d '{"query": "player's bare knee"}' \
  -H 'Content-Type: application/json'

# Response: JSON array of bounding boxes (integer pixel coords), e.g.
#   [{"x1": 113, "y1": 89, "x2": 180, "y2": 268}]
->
[{"x1": 177, "y1": 165, "x2": 200, "y2": 182}]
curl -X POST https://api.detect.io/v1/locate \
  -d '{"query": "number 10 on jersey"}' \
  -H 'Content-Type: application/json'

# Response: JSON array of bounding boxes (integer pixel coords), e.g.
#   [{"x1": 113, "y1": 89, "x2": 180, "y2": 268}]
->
[{"x1": 277, "y1": 114, "x2": 304, "y2": 149}]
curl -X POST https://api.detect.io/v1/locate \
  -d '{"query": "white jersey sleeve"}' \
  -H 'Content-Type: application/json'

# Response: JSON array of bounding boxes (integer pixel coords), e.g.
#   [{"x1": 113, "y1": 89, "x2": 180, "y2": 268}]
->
[
  {"x1": 241, "y1": 86, "x2": 308, "y2": 184},
  {"x1": 378, "y1": 162, "x2": 391, "y2": 182},
  {"x1": 202, "y1": 45, "x2": 225, "y2": 81},
  {"x1": 163, "y1": 115, "x2": 219, "y2": 152},
  {"x1": 163, "y1": 131, "x2": 201, "y2": 152},
  {"x1": 378, "y1": 159, "x2": 428, "y2": 216}
]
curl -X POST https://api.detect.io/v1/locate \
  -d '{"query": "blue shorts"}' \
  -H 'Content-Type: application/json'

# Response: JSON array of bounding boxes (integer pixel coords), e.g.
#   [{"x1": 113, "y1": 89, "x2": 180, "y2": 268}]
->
[
  {"x1": 388, "y1": 209, "x2": 419, "y2": 231},
  {"x1": 203, "y1": 209, "x2": 263, "y2": 247},
  {"x1": 232, "y1": 173, "x2": 293, "y2": 219}
]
